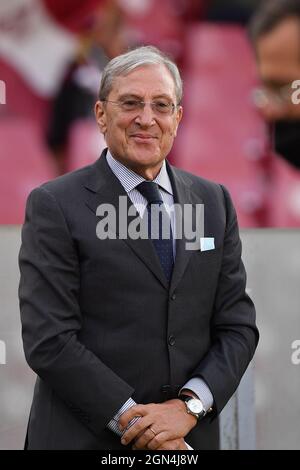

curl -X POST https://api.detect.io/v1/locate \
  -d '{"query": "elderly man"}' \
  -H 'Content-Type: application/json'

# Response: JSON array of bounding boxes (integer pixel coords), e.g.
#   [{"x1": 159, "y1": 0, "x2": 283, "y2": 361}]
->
[{"x1": 19, "y1": 46, "x2": 258, "y2": 450}]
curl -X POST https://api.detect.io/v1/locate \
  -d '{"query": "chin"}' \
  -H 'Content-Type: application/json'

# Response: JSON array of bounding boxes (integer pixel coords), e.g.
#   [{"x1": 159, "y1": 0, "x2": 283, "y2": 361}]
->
[{"x1": 128, "y1": 147, "x2": 161, "y2": 166}]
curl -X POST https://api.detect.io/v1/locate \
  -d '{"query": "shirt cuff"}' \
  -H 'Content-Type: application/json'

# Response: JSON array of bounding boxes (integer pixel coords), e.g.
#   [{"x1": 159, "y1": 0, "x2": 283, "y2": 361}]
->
[
  {"x1": 184, "y1": 441, "x2": 194, "y2": 450},
  {"x1": 107, "y1": 397, "x2": 139, "y2": 436},
  {"x1": 180, "y1": 377, "x2": 214, "y2": 412}
]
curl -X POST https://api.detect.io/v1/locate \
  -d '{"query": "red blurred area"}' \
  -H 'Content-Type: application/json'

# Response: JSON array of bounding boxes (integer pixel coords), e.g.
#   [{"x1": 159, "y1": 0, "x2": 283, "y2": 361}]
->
[
  {"x1": 0, "y1": 0, "x2": 299, "y2": 226},
  {"x1": 173, "y1": 23, "x2": 269, "y2": 227},
  {"x1": 0, "y1": 119, "x2": 56, "y2": 224},
  {"x1": 42, "y1": 0, "x2": 104, "y2": 32}
]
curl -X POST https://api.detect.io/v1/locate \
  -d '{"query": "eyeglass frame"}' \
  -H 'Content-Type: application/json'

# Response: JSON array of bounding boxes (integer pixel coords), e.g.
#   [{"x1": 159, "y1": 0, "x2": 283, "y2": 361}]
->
[
  {"x1": 101, "y1": 98, "x2": 179, "y2": 115},
  {"x1": 253, "y1": 82, "x2": 296, "y2": 107}
]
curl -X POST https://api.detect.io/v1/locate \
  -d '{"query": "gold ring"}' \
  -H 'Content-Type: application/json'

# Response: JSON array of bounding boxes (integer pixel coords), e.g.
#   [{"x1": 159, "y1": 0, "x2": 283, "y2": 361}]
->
[{"x1": 149, "y1": 427, "x2": 157, "y2": 436}]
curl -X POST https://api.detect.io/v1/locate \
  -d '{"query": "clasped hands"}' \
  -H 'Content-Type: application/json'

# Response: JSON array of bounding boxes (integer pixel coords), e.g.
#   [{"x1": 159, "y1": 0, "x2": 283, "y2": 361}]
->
[{"x1": 118, "y1": 399, "x2": 197, "y2": 450}]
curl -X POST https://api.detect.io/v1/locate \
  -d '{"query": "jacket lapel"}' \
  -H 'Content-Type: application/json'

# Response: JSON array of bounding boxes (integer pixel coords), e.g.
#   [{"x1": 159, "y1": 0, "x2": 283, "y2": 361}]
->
[
  {"x1": 166, "y1": 162, "x2": 203, "y2": 296},
  {"x1": 84, "y1": 149, "x2": 169, "y2": 290}
]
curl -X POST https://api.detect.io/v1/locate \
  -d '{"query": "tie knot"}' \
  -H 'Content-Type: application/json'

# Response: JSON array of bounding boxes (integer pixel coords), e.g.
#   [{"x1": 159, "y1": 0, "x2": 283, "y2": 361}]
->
[{"x1": 137, "y1": 181, "x2": 163, "y2": 205}]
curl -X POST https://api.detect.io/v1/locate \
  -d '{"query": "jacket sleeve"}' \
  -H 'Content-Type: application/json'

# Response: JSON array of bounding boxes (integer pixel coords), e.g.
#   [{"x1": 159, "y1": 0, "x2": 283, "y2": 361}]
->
[
  {"x1": 19, "y1": 186, "x2": 134, "y2": 437},
  {"x1": 190, "y1": 184, "x2": 259, "y2": 417}
]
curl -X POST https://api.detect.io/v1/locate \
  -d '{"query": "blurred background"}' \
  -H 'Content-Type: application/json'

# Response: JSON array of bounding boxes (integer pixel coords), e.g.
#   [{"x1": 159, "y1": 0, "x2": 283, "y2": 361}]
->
[
  {"x1": 1, "y1": 0, "x2": 300, "y2": 227},
  {"x1": 1, "y1": 0, "x2": 300, "y2": 450}
]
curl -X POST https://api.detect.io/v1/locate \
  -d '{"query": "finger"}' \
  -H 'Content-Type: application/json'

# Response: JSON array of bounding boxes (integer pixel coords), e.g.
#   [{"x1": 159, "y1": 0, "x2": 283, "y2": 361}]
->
[
  {"x1": 157, "y1": 440, "x2": 180, "y2": 451},
  {"x1": 147, "y1": 431, "x2": 171, "y2": 450},
  {"x1": 121, "y1": 415, "x2": 153, "y2": 446},
  {"x1": 133, "y1": 428, "x2": 157, "y2": 450},
  {"x1": 131, "y1": 429, "x2": 148, "y2": 450},
  {"x1": 119, "y1": 405, "x2": 146, "y2": 430}
]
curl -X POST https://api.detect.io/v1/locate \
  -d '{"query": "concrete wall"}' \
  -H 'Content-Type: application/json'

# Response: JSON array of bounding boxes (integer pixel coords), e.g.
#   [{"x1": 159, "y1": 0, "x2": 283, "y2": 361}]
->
[
  {"x1": 0, "y1": 227, "x2": 35, "y2": 449},
  {"x1": 241, "y1": 230, "x2": 300, "y2": 450}
]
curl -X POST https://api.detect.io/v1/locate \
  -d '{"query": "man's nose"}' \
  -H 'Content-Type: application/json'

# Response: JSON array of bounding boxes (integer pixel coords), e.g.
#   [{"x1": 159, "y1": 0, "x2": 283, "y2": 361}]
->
[{"x1": 135, "y1": 103, "x2": 155, "y2": 126}]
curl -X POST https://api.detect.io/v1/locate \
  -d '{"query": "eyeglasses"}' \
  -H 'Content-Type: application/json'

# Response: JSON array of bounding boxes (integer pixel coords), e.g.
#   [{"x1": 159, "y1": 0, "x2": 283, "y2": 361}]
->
[
  {"x1": 253, "y1": 82, "x2": 295, "y2": 108},
  {"x1": 102, "y1": 99, "x2": 177, "y2": 115}
]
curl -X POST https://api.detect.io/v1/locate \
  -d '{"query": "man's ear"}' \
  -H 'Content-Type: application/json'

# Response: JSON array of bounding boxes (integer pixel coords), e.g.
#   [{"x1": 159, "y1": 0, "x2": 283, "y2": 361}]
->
[
  {"x1": 173, "y1": 105, "x2": 183, "y2": 137},
  {"x1": 95, "y1": 101, "x2": 107, "y2": 135}
]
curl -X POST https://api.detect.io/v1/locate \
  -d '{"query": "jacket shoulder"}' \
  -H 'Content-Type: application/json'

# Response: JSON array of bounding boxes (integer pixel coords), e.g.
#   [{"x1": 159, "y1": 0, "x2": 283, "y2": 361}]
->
[
  {"x1": 43, "y1": 164, "x2": 93, "y2": 191},
  {"x1": 32, "y1": 162, "x2": 95, "y2": 201},
  {"x1": 171, "y1": 165, "x2": 226, "y2": 200}
]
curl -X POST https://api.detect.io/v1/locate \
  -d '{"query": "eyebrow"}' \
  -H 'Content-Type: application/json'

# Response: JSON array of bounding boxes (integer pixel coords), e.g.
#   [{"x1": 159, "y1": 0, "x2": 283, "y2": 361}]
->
[
  {"x1": 118, "y1": 94, "x2": 143, "y2": 100},
  {"x1": 118, "y1": 93, "x2": 174, "y2": 101}
]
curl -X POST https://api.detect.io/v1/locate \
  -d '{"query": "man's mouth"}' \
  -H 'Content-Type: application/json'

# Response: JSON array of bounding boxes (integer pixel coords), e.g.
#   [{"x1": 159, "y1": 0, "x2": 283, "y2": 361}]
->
[{"x1": 130, "y1": 134, "x2": 157, "y2": 141}]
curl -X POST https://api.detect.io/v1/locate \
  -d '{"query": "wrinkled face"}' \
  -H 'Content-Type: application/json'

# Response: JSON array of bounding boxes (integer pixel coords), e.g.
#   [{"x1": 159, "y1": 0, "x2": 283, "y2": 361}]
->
[
  {"x1": 256, "y1": 17, "x2": 300, "y2": 121},
  {"x1": 95, "y1": 64, "x2": 183, "y2": 177}
]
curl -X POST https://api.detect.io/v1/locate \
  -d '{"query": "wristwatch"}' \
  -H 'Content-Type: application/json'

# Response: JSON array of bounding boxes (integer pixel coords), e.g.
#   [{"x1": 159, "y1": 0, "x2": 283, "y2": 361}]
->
[{"x1": 179, "y1": 394, "x2": 206, "y2": 420}]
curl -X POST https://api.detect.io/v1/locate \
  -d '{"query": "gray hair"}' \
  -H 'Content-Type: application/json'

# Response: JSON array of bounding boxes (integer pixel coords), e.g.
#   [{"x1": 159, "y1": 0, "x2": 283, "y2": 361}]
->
[{"x1": 99, "y1": 45, "x2": 183, "y2": 104}]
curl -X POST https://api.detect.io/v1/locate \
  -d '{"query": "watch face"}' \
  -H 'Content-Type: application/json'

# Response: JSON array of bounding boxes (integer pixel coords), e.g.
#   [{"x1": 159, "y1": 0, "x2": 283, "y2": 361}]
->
[{"x1": 188, "y1": 399, "x2": 204, "y2": 415}]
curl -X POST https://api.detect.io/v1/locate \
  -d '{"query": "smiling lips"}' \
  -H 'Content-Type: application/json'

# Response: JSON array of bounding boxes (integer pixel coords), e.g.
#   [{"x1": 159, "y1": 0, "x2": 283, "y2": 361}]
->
[{"x1": 130, "y1": 133, "x2": 157, "y2": 141}]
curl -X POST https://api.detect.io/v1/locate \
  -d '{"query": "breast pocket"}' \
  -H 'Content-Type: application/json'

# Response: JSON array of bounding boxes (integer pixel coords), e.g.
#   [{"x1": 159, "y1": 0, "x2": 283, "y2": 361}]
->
[{"x1": 195, "y1": 246, "x2": 223, "y2": 264}]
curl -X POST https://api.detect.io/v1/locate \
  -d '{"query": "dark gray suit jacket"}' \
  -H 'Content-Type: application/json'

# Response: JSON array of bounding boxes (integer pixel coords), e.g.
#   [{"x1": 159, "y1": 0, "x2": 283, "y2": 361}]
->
[{"x1": 19, "y1": 149, "x2": 259, "y2": 450}]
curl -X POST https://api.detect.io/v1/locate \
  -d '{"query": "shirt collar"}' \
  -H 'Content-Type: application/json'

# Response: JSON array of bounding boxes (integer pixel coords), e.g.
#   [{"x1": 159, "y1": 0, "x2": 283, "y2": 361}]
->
[{"x1": 106, "y1": 149, "x2": 173, "y2": 196}]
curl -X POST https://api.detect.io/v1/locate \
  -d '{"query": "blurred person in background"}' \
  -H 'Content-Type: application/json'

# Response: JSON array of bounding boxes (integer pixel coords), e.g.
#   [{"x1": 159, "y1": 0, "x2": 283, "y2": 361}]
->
[
  {"x1": 250, "y1": 0, "x2": 300, "y2": 169},
  {"x1": 47, "y1": 0, "x2": 126, "y2": 174}
]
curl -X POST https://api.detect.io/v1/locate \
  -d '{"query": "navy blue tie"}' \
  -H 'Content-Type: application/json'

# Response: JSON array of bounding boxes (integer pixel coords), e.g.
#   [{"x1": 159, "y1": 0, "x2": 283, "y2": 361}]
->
[{"x1": 137, "y1": 181, "x2": 174, "y2": 282}]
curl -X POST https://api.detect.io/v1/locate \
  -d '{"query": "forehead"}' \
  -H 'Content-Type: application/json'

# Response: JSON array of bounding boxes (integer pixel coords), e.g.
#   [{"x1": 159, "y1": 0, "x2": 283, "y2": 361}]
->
[
  {"x1": 109, "y1": 63, "x2": 177, "y2": 100},
  {"x1": 256, "y1": 17, "x2": 300, "y2": 82}
]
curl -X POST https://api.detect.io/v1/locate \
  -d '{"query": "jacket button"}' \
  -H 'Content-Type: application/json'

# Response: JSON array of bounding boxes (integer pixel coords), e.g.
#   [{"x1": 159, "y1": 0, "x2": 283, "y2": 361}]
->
[
  {"x1": 168, "y1": 335, "x2": 175, "y2": 346},
  {"x1": 171, "y1": 294, "x2": 176, "y2": 300}
]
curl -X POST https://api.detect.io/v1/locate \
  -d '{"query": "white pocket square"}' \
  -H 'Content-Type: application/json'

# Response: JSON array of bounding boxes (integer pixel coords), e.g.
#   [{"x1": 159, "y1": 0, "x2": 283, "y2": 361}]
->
[{"x1": 200, "y1": 237, "x2": 215, "y2": 251}]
